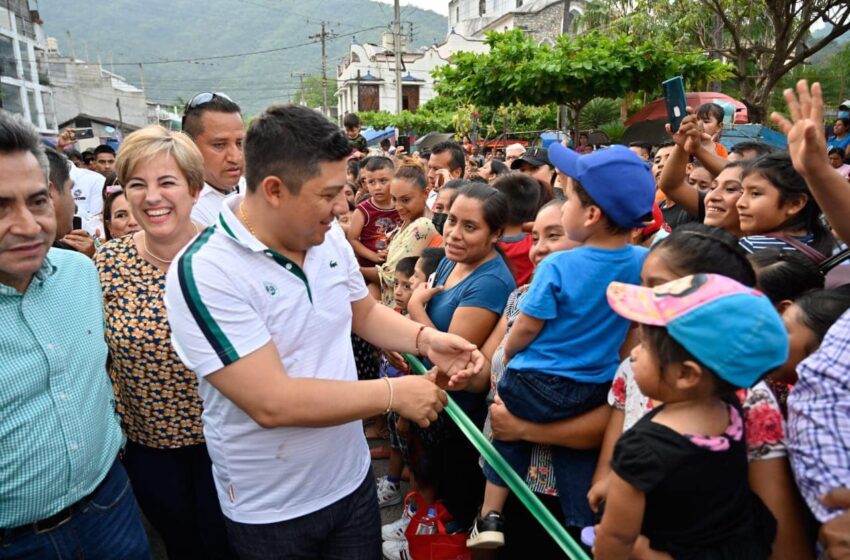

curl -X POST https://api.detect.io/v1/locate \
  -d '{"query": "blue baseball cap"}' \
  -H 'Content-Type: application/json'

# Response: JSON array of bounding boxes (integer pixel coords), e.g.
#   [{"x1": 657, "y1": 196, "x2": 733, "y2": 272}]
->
[
  {"x1": 607, "y1": 274, "x2": 789, "y2": 388},
  {"x1": 549, "y1": 143, "x2": 655, "y2": 228}
]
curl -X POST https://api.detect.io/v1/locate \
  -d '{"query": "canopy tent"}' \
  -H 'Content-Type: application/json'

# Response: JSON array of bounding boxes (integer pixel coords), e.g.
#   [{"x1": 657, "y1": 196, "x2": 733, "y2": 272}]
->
[
  {"x1": 626, "y1": 92, "x2": 749, "y2": 126},
  {"x1": 718, "y1": 124, "x2": 787, "y2": 151},
  {"x1": 361, "y1": 126, "x2": 397, "y2": 146},
  {"x1": 411, "y1": 132, "x2": 453, "y2": 152}
]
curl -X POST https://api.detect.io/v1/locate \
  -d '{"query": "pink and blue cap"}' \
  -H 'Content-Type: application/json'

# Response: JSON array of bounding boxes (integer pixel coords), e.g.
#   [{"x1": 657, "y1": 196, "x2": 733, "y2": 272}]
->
[{"x1": 607, "y1": 274, "x2": 789, "y2": 388}]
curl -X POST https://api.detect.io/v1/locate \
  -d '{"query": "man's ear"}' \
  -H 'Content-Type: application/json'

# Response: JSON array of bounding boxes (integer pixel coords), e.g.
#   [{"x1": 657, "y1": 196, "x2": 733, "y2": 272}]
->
[{"x1": 47, "y1": 181, "x2": 58, "y2": 200}]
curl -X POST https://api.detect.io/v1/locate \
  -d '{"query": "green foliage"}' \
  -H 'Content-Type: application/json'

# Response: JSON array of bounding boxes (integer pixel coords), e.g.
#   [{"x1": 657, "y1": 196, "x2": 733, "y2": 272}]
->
[
  {"x1": 291, "y1": 75, "x2": 336, "y2": 109},
  {"x1": 581, "y1": 98, "x2": 621, "y2": 128},
  {"x1": 434, "y1": 29, "x2": 730, "y2": 134},
  {"x1": 598, "y1": 120, "x2": 626, "y2": 143}
]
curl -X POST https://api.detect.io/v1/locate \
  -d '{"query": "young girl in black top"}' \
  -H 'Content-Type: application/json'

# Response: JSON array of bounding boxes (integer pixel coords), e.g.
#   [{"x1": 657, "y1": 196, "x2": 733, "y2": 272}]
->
[{"x1": 595, "y1": 273, "x2": 789, "y2": 560}]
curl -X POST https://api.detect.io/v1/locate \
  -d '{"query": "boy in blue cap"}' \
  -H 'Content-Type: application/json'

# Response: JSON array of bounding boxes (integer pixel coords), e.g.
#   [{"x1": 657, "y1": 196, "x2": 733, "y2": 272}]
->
[{"x1": 466, "y1": 145, "x2": 655, "y2": 549}]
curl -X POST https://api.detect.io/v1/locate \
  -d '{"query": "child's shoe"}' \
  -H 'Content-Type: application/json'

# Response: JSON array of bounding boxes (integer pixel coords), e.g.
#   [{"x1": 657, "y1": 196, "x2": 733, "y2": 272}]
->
[
  {"x1": 382, "y1": 537, "x2": 411, "y2": 560},
  {"x1": 376, "y1": 476, "x2": 402, "y2": 508},
  {"x1": 466, "y1": 511, "x2": 505, "y2": 549},
  {"x1": 382, "y1": 505, "x2": 413, "y2": 541}
]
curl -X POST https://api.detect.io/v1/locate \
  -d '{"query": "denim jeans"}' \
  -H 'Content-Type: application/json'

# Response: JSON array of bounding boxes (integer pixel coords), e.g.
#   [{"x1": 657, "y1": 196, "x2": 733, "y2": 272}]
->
[
  {"x1": 483, "y1": 368, "x2": 609, "y2": 527},
  {"x1": 0, "y1": 459, "x2": 152, "y2": 560},
  {"x1": 224, "y1": 468, "x2": 382, "y2": 560}
]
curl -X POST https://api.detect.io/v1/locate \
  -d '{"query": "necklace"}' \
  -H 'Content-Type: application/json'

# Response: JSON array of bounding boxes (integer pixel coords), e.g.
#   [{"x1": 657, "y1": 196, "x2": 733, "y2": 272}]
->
[
  {"x1": 142, "y1": 224, "x2": 199, "y2": 264},
  {"x1": 240, "y1": 202, "x2": 257, "y2": 237}
]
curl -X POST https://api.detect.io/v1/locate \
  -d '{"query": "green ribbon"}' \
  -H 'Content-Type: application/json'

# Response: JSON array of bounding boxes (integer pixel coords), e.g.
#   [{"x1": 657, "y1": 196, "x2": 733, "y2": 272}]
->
[{"x1": 402, "y1": 353, "x2": 591, "y2": 560}]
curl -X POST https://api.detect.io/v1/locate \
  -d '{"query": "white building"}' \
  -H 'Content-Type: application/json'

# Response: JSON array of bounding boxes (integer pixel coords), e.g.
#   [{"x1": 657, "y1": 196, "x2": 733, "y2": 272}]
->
[
  {"x1": 0, "y1": 2, "x2": 57, "y2": 133},
  {"x1": 448, "y1": 0, "x2": 585, "y2": 43},
  {"x1": 335, "y1": 31, "x2": 487, "y2": 120},
  {"x1": 47, "y1": 47, "x2": 148, "y2": 132}
]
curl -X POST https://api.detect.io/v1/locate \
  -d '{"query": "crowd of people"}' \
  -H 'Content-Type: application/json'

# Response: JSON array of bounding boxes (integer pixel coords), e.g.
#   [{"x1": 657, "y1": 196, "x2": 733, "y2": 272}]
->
[{"x1": 0, "y1": 79, "x2": 849, "y2": 560}]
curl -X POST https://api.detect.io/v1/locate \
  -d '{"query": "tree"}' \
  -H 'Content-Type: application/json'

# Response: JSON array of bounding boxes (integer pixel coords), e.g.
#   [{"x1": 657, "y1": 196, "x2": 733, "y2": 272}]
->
[
  {"x1": 434, "y1": 29, "x2": 729, "y2": 138},
  {"x1": 292, "y1": 75, "x2": 336, "y2": 109},
  {"x1": 580, "y1": 0, "x2": 850, "y2": 123}
]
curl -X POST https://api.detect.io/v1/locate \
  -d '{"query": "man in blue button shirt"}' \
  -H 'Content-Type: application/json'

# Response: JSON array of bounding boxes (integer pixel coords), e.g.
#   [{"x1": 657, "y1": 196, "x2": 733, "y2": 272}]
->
[{"x1": 0, "y1": 111, "x2": 150, "y2": 559}]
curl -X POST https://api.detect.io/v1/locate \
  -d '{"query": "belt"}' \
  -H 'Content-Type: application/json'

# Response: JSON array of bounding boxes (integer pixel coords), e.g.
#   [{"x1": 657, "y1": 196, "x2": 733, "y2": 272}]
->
[{"x1": 0, "y1": 464, "x2": 115, "y2": 545}]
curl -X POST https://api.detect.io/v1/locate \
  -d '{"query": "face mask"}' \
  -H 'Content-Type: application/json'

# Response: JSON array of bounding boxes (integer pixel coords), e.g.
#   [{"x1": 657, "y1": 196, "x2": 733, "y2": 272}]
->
[
  {"x1": 431, "y1": 212, "x2": 448, "y2": 235},
  {"x1": 839, "y1": 110, "x2": 849, "y2": 119}
]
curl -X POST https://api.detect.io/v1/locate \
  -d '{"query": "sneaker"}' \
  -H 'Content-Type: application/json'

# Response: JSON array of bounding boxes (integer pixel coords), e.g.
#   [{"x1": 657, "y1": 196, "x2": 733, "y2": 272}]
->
[
  {"x1": 466, "y1": 511, "x2": 505, "y2": 549},
  {"x1": 382, "y1": 538, "x2": 411, "y2": 560},
  {"x1": 382, "y1": 506, "x2": 413, "y2": 541},
  {"x1": 376, "y1": 476, "x2": 402, "y2": 508}
]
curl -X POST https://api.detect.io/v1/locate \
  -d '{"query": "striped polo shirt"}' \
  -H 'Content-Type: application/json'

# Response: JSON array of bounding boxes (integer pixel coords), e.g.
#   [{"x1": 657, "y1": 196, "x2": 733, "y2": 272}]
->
[
  {"x1": 1, "y1": 249, "x2": 123, "y2": 527},
  {"x1": 164, "y1": 195, "x2": 371, "y2": 524}
]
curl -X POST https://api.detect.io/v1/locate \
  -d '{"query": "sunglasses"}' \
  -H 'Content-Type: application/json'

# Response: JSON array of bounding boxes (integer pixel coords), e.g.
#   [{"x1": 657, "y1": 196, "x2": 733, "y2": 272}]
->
[{"x1": 183, "y1": 91, "x2": 234, "y2": 115}]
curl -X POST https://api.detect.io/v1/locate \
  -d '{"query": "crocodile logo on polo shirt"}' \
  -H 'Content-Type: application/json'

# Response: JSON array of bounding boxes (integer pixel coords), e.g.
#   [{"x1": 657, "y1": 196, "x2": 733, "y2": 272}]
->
[
  {"x1": 263, "y1": 281, "x2": 278, "y2": 296},
  {"x1": 330, "y1": 260, "x2": 338, "y2": 268}
]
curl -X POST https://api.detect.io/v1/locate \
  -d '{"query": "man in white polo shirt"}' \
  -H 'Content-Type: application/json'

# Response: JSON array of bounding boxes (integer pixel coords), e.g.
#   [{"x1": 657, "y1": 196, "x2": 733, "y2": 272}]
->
[
  {"x1": 165, "y1": 104, "x2": 483, "y2": 559},
  {"x1": 182, "y1": 92, "x2": 245, "y2": 226}
]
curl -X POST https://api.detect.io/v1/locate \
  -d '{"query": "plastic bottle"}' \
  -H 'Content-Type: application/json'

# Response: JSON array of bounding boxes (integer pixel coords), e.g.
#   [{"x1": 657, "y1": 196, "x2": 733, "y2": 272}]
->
[{"x1": 415, "y1": 507, "x2": 438, "y2": 535}]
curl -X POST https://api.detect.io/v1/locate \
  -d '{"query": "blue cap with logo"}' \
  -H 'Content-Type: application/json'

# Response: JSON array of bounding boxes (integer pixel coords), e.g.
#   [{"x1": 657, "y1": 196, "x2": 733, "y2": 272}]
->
[
  {"x1": 607, "y1": 273, "x2": 789, "y2": 388},
  {"x1": 549, "y1": 143, "x2": 655, "y2": 228}
]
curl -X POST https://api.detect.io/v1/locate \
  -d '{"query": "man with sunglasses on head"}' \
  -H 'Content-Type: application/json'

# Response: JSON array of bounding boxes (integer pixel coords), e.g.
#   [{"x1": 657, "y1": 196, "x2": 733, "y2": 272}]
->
[{"x1": 183, "y1": 92, "x2": 245, "y2": 226}]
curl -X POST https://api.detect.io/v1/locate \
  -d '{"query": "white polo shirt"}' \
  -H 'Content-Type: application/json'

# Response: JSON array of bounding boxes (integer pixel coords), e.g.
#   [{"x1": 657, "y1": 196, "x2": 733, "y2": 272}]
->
[
  {"x1": 191, "y1": 178, "x2": 247, "y2": 227},
  {"x1": 164, "y1": 194, "x2": 370, "y2": 524}
]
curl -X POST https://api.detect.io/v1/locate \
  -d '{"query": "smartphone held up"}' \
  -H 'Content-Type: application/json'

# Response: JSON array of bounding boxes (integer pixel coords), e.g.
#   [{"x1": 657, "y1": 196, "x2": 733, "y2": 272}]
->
[{"x1": 663, "y1": 76, "x2": 687, "y2": 133}]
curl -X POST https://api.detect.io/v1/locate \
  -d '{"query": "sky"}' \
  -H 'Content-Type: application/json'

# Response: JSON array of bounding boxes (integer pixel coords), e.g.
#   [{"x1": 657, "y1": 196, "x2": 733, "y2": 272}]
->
[{"x1": 372, "y1": 0, "x2": 449, "y2": 16}]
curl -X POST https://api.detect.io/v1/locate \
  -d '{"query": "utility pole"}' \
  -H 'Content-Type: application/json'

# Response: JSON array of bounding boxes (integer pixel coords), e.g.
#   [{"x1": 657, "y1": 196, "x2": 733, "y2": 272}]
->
[
  {"x1": 309, "y1": 22, "x2": 334, "y2": 117},
  {"x1": 138, "y1": 63, "x2": 146, "y2": 93},
  {"x1": 116, "y1": 98, "x2": 123, "y2": 134},
  {"x1": 393, "y1": 0, "x2": 403, "y2": 115},
  {"x1": 290, "y1": 72, "x2": 309, "y2": 105}
]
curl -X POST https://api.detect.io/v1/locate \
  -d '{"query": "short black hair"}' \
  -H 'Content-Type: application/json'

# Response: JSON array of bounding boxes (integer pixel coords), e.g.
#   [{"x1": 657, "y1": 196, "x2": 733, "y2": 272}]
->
[
  {"x1": 835, "y1": 117, "x2": 850, "y2": 128},
  {"x1": 629, "y1": 141, "x2": 651, "y2": 155},
  {"x1": 695, "y1": 102, "x2": 725, "y2": 124},
  {"x1": 44, "y1": 146, "x2": 71, "y2": 193},
  {"x1": 360, "y1": 155, "x2": 395, "y2": 173},
  {"x1": 182, "y1": 94, "x2": 242, "y2": 139},
  {"x1": 343, "y1": 113, "x2": 361, "y2": 129},
  {"x1": 82, "y1": 151, "x2": 95, "y2": 164},
  {"x1": 244, "y1": 104, "x2": 352, "y2": 194},
  {"x1": 395, "y1": 256, "x2": 418, "y2": 277},
  {"x1": 795, "y1": 288, "x2": 850, "y2": 344},
  {"x1": 0, "y1": 110, "x2": 48, "y2": 180},
  {"x1": 94, "y1": 144, "x2": 115, "y2": 157},
  {"x1": 491, "y1": 173, "x2": 540, "y2": 223},
  {"x1": 489, "y1": 159, "x2": 509, "y2": 177},
  {"x1": 347, "y1": 159, "x2": 360, "y2": 179},
  {"x1": 730, "y1": 141, "x2": 774, "y2": 158},
  {"x1": 417, "y1": 247, "x2": 445, "y2": 279},
  {"x1": 430, "y1": 141, "x2": 465, "y2": 176},
  {"x1": 380, "y1": 138, "x2": 391, "y2": 149},
  {"x1": 748, "y1": 249, "x2": 825, "y2": 304}
]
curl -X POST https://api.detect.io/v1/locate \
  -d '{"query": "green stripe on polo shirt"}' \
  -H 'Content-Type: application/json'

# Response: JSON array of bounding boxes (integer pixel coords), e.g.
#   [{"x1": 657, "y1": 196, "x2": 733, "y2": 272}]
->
[
  {"x1": 218, "y1": 213, "x2": 238, "y2": 240},
  {"x1": 264, "y1": 249, "x2": 313, "y2": 304},
  {"x1": 177, "y1": 227, "x2": 240, "y2": 365}
]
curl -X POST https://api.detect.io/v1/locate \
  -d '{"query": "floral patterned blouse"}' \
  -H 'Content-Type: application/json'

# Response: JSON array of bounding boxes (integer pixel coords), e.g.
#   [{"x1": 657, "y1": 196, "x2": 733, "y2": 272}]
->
[
  {"x1": 95, "y1": 235, "x2": 205, "y2": 449},
  {"x1": 609, "y1": 359, "x2": 787, "y2": 462}
]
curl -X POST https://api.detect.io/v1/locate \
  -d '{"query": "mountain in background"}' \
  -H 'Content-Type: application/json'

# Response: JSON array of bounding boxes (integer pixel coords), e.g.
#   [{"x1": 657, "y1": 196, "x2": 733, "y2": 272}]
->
[{"x1": 37, "y1": 0, "x2": 448, "y2": 115}]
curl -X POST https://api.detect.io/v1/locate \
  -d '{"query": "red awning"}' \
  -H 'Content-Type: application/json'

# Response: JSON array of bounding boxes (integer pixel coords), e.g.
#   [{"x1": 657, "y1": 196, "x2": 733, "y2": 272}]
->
[{"x1": 626, "y1": 92, "x2": 748, "y2": 126}]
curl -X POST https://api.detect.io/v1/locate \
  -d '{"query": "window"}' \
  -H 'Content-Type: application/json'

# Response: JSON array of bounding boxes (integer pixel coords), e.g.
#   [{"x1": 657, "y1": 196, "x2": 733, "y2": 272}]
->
[
  {"x1": 517, "y1": 0, "x2": 523, "y2": 6},
  {"x1": 351, "y1": 52, "x2": 360, "y2": 63},
  {"x1": 26, "y1": 89, "x2": 38, "y2": 126},
  {"x1": 402, "y1": 85, "x2": 419, "y2": 112},
  {"x1": 0, "y1": 34, "x2": 15, "y2": 76},
  {"x1": 479, "y1": 0, "x2": 486, "y2": 16},
  {"x1": 358, "y1": 84, "x2": 379, "y2": 112},
  {"x1": 0, "y1": 82, "x2": 23, "y2": 115}
]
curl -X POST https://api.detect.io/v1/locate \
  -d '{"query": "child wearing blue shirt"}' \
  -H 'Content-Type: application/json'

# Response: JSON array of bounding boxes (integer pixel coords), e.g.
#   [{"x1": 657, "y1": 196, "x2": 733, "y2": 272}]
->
[{"x1": 467, "y1": 145, "x2": 656, "y2": 549}]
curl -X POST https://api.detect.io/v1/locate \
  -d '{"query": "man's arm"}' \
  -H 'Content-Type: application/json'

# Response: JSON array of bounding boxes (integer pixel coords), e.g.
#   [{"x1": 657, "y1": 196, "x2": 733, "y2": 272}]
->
[{"x1": 204, "y1": 341, "x2": 446, "y2": 429}]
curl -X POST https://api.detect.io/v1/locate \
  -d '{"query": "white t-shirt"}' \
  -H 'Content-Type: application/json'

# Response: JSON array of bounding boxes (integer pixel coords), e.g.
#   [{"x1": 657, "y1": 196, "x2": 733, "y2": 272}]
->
[
  {"x1": 165, "y1": 195, "x2": 370, "y2": 524},
  {"x1": 68, "y1": 166, "x2": 105, "y2": 222}
]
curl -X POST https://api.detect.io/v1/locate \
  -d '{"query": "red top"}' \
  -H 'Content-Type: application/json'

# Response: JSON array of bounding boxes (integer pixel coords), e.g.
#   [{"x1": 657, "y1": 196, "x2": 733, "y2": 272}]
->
[
  {"x1": 355, "y1": 198, "x2": 402, "y2": 266},
  {"x1": 498, "y1": 233, "x2": 534, "y2": 286}
]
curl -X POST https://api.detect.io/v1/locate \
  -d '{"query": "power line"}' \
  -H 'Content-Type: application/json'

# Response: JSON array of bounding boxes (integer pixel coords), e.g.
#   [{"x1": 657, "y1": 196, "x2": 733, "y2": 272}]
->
[{"x1": 100, "y1": 25, "x2": 386, "y2": 67}]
